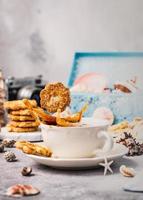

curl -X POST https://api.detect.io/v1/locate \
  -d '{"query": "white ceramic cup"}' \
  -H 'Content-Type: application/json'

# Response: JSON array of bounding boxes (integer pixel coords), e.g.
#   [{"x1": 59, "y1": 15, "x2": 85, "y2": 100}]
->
[{"x1": 40, "y1": 119, "x2": 113, "y2": 158}]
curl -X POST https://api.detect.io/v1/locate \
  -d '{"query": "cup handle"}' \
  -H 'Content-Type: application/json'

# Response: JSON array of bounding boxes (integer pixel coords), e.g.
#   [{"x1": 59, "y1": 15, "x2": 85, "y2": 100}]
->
[{"x1": 93, "y1": 131, "x2": 114, "y2": 156}]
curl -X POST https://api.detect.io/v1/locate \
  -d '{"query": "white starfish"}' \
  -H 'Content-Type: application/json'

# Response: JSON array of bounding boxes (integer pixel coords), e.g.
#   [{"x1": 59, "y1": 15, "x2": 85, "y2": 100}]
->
[{"x1": 99, "y1": 157, "x2": 114, "y2": 176}]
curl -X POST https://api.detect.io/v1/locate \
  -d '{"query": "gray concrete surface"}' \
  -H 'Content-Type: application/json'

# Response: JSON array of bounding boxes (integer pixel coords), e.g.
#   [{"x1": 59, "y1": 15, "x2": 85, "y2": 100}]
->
[
  {"x1": 0, "y1": 147, "x2": 143, "y2": 200},
  {"x1": 1, "y1": 0, "x2": 143, "y2": 83}
]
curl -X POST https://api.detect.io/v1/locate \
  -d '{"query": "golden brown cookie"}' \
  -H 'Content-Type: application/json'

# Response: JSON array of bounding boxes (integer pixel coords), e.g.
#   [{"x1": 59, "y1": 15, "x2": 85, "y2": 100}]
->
[
  {"x1": 22, "y1": 99, "x2": 57, "y2": 125},
  {"x1": 15, "y1": 141, "x2": 28, "y2": 149},
  {"x1": 10, "y1": 109, "x2": 32, "y2": 116},
  {"x1": 9, "y1": 121, "x2": 40, "y2": 128},
  {"x1": 8, "y1": 114, "x2": 35, "y2": 121},
  {"x1": 40, "y1": 82, "x2": 70, "y2": 113},
  {"x1": 108, "y1": 121, "x2": 129, "y2": 133},
  {"x1": 4, "y1": 100, "x2": 37, "y2": 111},
  {"x1": 15, "y1": 141, "x2": 52, "y2": 157},
  {"x1": 7, "y1": 125, "x2": 38, "y2": 132}
]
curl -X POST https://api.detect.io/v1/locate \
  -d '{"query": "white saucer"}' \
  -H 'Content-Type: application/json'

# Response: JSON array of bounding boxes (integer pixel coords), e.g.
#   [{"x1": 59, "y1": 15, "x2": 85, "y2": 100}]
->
[{"x1": 27, "y1": 143, "x2": 128, "y2": 169}]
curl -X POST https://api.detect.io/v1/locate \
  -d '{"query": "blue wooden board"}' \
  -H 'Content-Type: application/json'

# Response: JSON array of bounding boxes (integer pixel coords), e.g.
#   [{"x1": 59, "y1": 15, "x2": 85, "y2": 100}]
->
[
  {"x1": 68, "y1": 52, "x2": 143, "y2": 123},
  {"x1": 68, "y1": 52, "x2": 143, "y2": 87}
]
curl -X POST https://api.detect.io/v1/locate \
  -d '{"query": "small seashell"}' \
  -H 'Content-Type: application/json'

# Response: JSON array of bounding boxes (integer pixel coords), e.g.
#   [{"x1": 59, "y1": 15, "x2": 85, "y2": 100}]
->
[
  {"x1": 0, "y1": 144, "x2": 4, "y2": 153},
  {"x1": 6, "y1": 184, "x2": 40, "y2": 197},
  {"x1": 4, "y1": 151, "x2": 16, "y2": 162},
  {"x1": 93, "y1": 107, "x2": 114, "y2": 125},
  {"x1": 120, "y1": 165, "x2": 135, "y2": 177},
  {"x1": 21, "y1": 167, "x2": 32, "y2": 176},
  {"x1": 2, "y1": 139, "x2": 16, "y2": 148}
]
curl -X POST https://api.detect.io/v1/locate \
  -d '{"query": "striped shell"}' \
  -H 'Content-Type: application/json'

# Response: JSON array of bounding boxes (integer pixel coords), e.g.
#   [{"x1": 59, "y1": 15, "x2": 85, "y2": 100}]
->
[
  {"x1": 6, "y1": 184, "x2": 40, "y2": 197},
  {"x1": 120, "y1": 165, "x2": 135, "y2": 177}
]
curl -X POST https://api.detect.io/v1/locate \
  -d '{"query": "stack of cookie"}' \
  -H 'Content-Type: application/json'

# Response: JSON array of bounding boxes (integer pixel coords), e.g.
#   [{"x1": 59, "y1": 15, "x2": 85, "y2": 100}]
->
[
  {"x1": 0, "y1": 70, "x2": 6, "y2": 127},
  {"x1": 4, "y1": 100, "x2": 40, "y2": 132}
]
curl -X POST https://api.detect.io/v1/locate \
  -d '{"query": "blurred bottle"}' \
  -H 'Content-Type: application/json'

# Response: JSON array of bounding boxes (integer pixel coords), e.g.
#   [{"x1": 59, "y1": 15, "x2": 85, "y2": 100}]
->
[{"x1": 0, "y1": 69, "x2": 7, "y2": 128}]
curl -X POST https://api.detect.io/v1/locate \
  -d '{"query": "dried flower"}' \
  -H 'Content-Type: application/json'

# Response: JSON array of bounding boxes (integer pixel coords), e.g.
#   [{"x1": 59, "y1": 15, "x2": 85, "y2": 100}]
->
[{"x1": 116, "y1": 132, "x2": 143, "y2": 156}]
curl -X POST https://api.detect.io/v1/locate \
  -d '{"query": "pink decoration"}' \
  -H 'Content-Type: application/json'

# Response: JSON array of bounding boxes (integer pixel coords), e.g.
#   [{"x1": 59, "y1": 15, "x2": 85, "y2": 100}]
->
[
  {"x1": 74, "y1": 73, "x2": 107, "y2": 93},
  {"x1": 93, "y1": 107, "x2": 114, "y2": 125}
]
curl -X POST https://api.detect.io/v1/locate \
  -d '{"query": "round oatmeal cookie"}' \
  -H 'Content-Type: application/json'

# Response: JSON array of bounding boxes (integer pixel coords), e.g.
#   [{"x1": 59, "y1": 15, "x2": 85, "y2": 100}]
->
[
  {"x1": 7, "y1": 125, "x2": 38, "y2": 132},
  {"x1": 9, "y1": 121, "x2": 40, "y2": 128},
  {"x1": 4, "y1": 100, "x2": 37, "y2": 111},
  {"x1": 10, "y1": 109, "x2": 32, "y2": 116},
  {"x1": 40, "y1": 82, "x2": 70, "y2": 113},
  {"x1": 8, "y1": 114, "x2": 35, "y2": 122}
]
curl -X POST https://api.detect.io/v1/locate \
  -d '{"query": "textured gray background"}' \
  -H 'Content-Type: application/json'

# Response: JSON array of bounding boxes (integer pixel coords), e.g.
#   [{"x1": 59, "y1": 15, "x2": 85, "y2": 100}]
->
[
  {"x1": 1, "y1": 0, "x2": 143, "y2": 83},
  {"x1": 1, "y1": 147, "x2": 143, "y2": 200}
]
